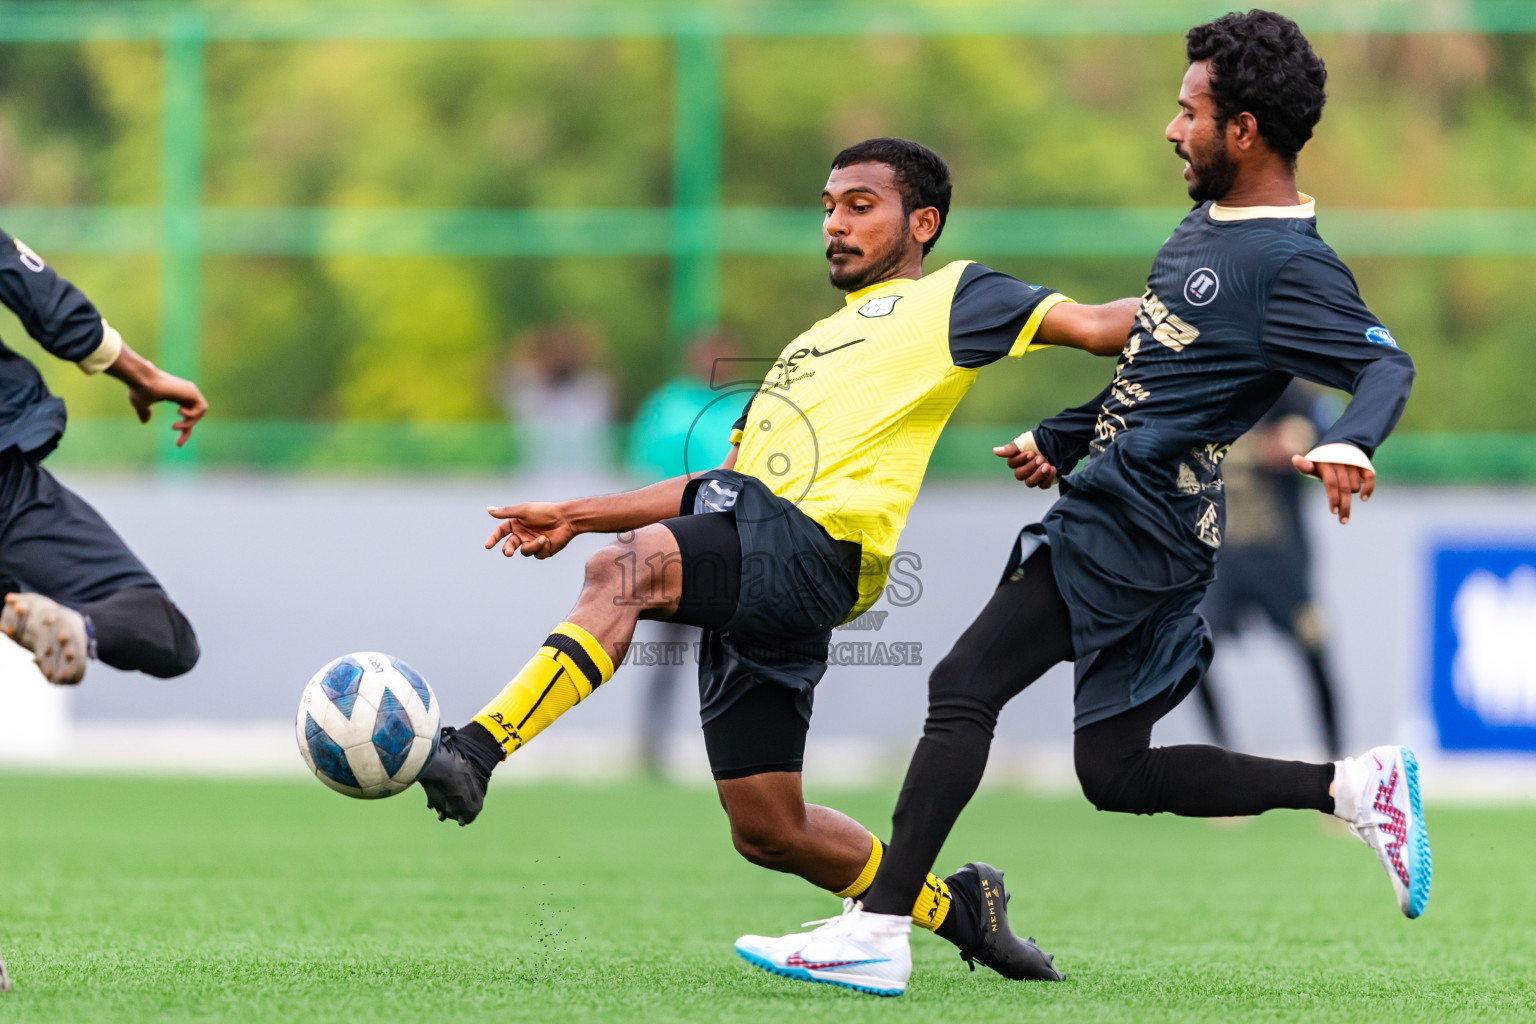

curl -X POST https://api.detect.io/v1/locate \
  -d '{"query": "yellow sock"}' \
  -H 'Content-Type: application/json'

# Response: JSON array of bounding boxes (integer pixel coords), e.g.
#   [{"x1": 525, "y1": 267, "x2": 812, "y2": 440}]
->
[
  {"x1": 472, "y1": 621, "x2": 615, "y2": 755},
  {"x1": 911, "y1": 872, "x2": 952, "y2": 932},
  {"x1": 832, "y1": 835, "x2": 951, "y2": 932},
  {"x1": 834, "y1": 834, "x2": 885, "y2": 899}
]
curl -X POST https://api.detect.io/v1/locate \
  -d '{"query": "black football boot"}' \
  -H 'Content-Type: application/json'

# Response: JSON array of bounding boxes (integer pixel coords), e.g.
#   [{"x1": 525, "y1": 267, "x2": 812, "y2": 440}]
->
[
  {"x1": 943, "y1": 861, "x2": 1065, "y2": 980},
  {"x1": 417, "y1": 724, "x2": 502, "y2": 825}
]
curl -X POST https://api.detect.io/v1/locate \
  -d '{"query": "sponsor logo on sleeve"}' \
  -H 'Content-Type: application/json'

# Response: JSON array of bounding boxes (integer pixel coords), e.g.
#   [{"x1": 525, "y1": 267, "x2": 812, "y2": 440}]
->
[
  {"x1": 1365, "y1": 325, "x2": 1398, "y2": 348},
  {"x1": 857, "y1": 295, "x2": 901, "y2": 318},
  {"x1": 1183, "y1": 267, "x2": 1219, "y2": 306}
]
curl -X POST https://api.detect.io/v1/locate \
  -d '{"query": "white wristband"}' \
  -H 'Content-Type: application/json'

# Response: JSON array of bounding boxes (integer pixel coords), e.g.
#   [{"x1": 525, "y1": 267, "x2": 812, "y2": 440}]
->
[
  {"x1": 1299, "y1": 442, "x2": 1374, "y2": 475},
  {"x1": 79, "y1": 319, "x2": 124, "y2": 375},
  {"x1": 1011, "y1": 429, "x2": 1041, "y2": 456}
]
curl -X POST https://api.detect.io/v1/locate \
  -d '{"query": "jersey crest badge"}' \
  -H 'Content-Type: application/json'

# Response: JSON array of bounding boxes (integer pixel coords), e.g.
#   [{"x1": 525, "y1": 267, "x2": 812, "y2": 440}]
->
[
  {"x1": 1183, "y1": 267, "x2": 1219, "y2": 306},
  {"x1": 857, "y1": 295, "x2": 901, "y2": 318},
  {"x1": 1364, "y1": 326, "x2": 1398, "y2": 348}
]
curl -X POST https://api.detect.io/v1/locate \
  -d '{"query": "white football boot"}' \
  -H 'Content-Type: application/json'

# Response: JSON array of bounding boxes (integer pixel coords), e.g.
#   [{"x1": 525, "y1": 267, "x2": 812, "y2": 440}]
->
[
  {"x1": 1, "y1": 593, "x2": 88, "y2": 685},
  {"x1": 735, "y1": 899, "x2": 912, "y2": 996},
  {"x1": 0, "y1": 946, "x2": 9, "y2": 992},
  {"x1": 1333, "y1": 745, "x2": 1431, "y2": 919}
]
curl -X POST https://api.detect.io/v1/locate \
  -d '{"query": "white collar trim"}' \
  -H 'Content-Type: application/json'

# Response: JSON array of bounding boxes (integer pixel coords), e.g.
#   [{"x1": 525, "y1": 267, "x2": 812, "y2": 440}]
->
[{"x1": 1208, "y1": 193, "x2": 1315, "y2": 222}]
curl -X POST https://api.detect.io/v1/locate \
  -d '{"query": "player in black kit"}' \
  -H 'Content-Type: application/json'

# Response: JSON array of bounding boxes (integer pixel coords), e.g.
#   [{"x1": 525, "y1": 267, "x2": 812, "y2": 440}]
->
[
  {"x1": 0, "y1": 230, "x2": 203, "y2": 688},
  {"x1": 737, "y1": 11, "x2": 1430, "y2": 995}
]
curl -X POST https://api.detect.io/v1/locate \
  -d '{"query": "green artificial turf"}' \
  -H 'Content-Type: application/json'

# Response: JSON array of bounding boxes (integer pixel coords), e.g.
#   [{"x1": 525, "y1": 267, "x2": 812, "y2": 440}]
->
[{"x1": 0, "y1": 774, "x2": 1531, "y2": 1023}]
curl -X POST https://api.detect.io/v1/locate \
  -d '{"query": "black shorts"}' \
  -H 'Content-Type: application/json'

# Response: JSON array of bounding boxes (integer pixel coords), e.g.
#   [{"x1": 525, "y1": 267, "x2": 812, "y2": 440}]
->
[
  {"x1": 0, "y1": 449, "x2": 163, "y2": 603},
  {"x1": 660, "y1": 469, "x2": 860, "y2": 779},
  {"x1": 1027, "y1": 492, "x2": 1215, "y2": 729},
  {"x1": 700, "y1": 682, "x2": 809, "y2": 780}
]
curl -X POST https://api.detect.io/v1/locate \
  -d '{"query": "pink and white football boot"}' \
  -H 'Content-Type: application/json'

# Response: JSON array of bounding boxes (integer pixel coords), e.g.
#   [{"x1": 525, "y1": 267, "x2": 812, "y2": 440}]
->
[
  {"x1": 1333, "y1": 745, "x2": 1432, "y2": 919},
  {"x1": 735, "y1": 899, "x2": 912, "y2": 996}
]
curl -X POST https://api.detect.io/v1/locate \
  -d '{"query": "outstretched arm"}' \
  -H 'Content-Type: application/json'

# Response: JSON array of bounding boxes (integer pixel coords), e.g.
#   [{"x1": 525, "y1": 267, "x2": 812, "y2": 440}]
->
[
  {"x1": 486, "y1": 445, "x2": 738, "y2": 558},
  {"x1": 946, "y1": 263, "x2": 1137, "y2": 366},
  {"x1": 1261, "y1": 250, "x2": 1415, "y2": 524},
  {"x1": 993, "y1": 379, "x2": 1114, "y2": 487},
  {"x1": 0, "y1": 231, "x2": 208, "y2": 445},
  {"x1": 1034, "y1": 297, "x2": 1139, "y2": 356}
]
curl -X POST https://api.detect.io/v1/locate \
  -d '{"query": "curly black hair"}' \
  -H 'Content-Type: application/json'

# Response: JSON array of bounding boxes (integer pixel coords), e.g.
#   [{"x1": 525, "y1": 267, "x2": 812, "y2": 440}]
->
[
  {"x1": 831, "y1": 137, "x2": 952, "y2": 256},
  {"x1": 1186, "y1": 10, "x2": 1327, "y2": 165}
]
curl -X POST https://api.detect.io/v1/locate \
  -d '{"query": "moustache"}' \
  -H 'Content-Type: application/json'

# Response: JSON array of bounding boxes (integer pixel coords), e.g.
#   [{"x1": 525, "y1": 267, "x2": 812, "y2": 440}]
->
[{"x1": 825, "y1": 244, "x2": 862, "y2": 258}]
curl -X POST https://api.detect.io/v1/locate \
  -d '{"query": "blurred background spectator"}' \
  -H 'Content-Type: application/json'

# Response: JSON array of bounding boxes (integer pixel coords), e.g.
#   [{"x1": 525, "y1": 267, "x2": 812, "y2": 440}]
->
[
  {"x1": 626, "y1": 329, "x2": 743, "y2": 777},
  {"x1": 502, "y1": 323, "x2": 615, "y2": 474},
  {"x1": 1195, "y1": 382, "x2": 1346, "y2": 759}
]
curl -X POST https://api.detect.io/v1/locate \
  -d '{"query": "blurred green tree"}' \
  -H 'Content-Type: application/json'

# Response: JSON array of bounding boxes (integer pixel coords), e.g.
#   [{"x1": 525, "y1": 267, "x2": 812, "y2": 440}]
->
[{"x1": 0, "y1": 10, "x2": 1527, "y2": 466}]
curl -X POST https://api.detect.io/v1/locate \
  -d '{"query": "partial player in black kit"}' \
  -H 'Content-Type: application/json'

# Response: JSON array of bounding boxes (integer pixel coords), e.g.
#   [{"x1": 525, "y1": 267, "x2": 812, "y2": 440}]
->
[
  {"x1": 741, "y1": 11, "x2": 1430, "y2": 995},
  {"x1": 0, "y1": 229, "x2": 204, "y2": 687}
]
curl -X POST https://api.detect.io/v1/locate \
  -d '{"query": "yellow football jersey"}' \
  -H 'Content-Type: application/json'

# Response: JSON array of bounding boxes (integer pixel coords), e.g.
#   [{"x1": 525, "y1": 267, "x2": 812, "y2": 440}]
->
[{"x1": 730, "y1": 260, "x2": 1071, "y2": 618}]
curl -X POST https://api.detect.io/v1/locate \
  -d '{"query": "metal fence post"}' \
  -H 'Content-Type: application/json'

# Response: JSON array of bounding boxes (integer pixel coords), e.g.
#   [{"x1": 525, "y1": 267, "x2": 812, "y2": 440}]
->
[
  {"x1": 159, "y1": 13, "x2": 206, "y2": 469},
  {"x1": 667, "y1": 23, "x2": 723, "y2": 366}
]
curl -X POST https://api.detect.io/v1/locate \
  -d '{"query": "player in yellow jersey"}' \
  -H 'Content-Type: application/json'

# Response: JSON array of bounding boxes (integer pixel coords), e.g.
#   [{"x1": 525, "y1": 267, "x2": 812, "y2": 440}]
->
[{"x1": 419, "y1": 138, "x2": 1136, "y2": 982}]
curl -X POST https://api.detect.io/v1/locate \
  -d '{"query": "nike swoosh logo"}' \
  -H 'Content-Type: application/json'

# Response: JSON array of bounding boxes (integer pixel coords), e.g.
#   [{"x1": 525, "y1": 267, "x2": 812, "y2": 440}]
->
[
  {"x1": 1372, "y1": 755, "x2": 1385, "y2": 771},
  {"x1": 810, "y1": 338, "x2": 865, "y2": 357},
  {"x1": 787, "y1": 953, "x2": 888, "y2": 971}
]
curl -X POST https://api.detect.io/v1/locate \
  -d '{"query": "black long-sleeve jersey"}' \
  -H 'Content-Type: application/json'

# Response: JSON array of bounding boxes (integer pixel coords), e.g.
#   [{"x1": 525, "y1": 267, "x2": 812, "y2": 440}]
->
[
  {"x1": 0, "y1": 229, "x2": 115, "y2": 457},
  {"x1": 1033, "y1": 196, "x2": 1414, "y2": 566}
]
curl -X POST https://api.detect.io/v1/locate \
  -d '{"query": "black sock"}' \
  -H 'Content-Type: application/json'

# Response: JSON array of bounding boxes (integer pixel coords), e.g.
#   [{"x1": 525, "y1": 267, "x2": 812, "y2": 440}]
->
[
  {"x1": 1074, "y1": 701, "x2": 1338, "y2": 816},
  {"x1": 454, "y1": 721, "x2": 506, "y2": 770}
]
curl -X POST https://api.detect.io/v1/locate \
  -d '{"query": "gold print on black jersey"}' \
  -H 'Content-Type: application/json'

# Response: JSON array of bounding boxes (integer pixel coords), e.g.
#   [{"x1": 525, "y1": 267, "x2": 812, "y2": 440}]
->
[
  {"x1": 1111, "y1": 376, "x2": 1150, "y2": 410},
  {"x1": 1091, "y1": 344, "x2": 1155, "y2": 453},
  {"x1": 1190, "y1": 442, "x2": 1230, "y2": 475},
  {"x1": 1138, "y1": 289, "x2": 1200, "y2": 352},
  {"x1": 1094, "y1": 409, "x2": 1126, "y2": 449},
  {"x1": 1176, "y1": 449, "x2": 1227, "y2": 498},
  {"x1": 1195, "y1": 498, "x2": 1222, "y2": 549},
  {"x1": 1176, "y1": 464, "x2": 1201, "y2": 494}
]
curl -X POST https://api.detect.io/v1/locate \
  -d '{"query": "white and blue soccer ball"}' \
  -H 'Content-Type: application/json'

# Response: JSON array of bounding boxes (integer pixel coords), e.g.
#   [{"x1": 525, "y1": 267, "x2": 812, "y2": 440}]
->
[{"x1": 296, "y1": 652, "x2": 440, "y2": 799}]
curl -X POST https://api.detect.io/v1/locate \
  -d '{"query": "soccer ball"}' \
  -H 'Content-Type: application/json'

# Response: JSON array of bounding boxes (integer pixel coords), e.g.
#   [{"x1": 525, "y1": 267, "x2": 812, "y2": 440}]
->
[{"x1": 296, "y1": 652, "x2": 440, "y2": 799}]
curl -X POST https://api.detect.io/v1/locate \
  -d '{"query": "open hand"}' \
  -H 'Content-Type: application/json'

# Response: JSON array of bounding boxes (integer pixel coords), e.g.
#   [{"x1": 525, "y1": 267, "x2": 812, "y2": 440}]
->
[
  {"x1": 1292, "y1": 454, "x2": 1374, "y2": 525},
  {"x1": 127, "y1": 369, "x2": 207, "y2": 447},
  {"x1": 994, "y1": 440, "x2": 1060, "y2": 488},
  {"x1": 485, "y1": 502, "x2": 576, "y2": 558}
]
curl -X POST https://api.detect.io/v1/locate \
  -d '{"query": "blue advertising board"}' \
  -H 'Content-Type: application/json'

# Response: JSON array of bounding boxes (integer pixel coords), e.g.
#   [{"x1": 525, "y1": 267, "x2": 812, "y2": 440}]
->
[{"x1": 1431, "y1": 543, "x2": 1536, "y2": 751}]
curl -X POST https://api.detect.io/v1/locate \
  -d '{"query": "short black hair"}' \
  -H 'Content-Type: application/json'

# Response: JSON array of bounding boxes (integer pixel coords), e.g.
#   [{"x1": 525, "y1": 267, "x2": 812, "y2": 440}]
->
[
  {"x1": 1186, "y1": 10, "x2": 1327, "y2": 166},
  {"x1": 830, "y1": 137, "x2": 951, "y2": 256}
]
